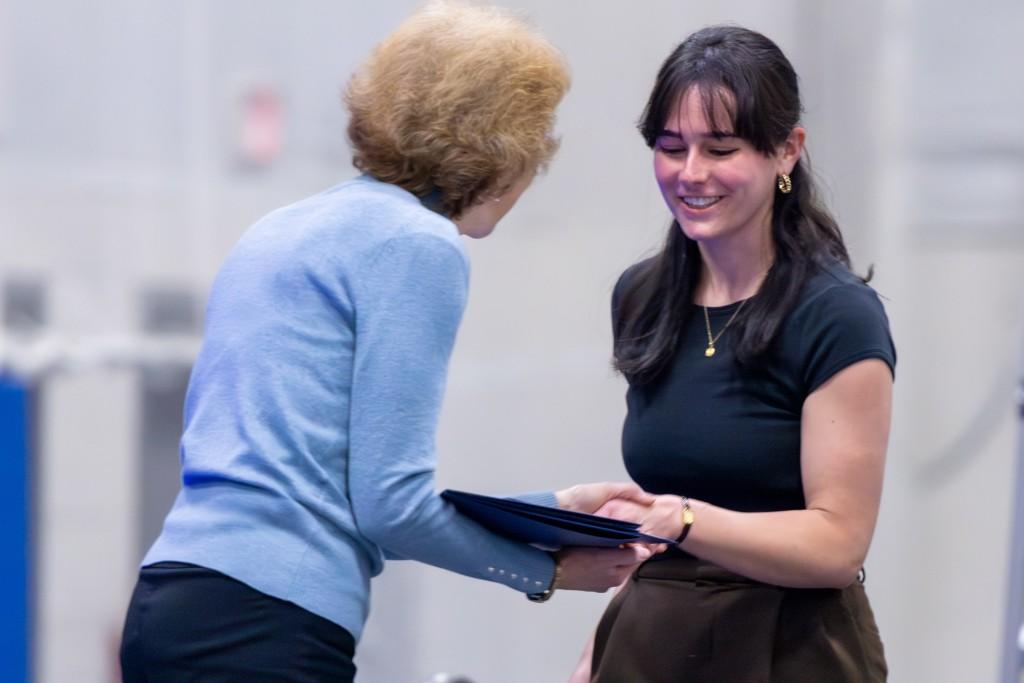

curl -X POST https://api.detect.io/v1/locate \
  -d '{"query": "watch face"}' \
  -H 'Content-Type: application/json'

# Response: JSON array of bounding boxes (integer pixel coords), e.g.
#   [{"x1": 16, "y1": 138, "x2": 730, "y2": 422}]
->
[{"x1": 527, "y1": 590, "x2": 553, "y2": 603}]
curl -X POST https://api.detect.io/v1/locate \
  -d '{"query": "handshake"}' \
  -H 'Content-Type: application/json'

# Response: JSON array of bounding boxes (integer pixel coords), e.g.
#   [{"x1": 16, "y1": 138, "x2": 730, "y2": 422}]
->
[{"x1": 550, "y1": 482, "x2": 690, "y2": 594}]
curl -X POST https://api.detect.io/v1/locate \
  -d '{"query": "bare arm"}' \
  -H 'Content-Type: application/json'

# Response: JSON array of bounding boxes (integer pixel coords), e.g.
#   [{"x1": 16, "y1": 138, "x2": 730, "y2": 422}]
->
[
  {"x1": 567, "y1": 576, "x2": 632, "y2": 682},
  {"x1": 567, "y1": 631, "x2": 595, "y2": 683}
]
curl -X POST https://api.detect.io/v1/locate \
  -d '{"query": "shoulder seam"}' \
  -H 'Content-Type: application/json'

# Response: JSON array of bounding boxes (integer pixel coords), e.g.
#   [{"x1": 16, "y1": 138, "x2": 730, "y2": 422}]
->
[{"x1": 797, "y1": 274, "x2": 874, "y2": 312}]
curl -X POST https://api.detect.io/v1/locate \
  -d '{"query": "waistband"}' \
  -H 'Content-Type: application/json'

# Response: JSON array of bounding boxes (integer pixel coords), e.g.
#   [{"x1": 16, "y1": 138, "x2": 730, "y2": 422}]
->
[
  {"x1": 637, "y1": 552, "x2": 866, "y2": 586},
  {"x1": 637, "y1": 552, "x2": 761, "y2": 584}
]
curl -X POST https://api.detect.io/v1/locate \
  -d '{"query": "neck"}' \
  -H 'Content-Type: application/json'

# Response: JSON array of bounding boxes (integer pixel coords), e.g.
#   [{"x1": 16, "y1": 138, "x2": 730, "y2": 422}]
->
[{"x1": 694, "y1": 226, "x2": 774, "y2": 306}]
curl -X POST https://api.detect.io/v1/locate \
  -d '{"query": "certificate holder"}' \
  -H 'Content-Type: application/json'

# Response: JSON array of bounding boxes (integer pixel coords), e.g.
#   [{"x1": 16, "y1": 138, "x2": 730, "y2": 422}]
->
[{"x1": 441, "y1": 489, "x2": 675, "y2": 549}]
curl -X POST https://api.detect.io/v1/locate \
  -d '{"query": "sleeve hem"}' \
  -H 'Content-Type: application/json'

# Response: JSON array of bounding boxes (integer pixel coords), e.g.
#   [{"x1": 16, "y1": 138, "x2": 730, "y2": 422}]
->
[
  {"x1": 511, "y1": 490, "x2": 558, "y2": 508},
  {"x1": 806, "y1": 349, "x2": 896, "y2": 395}
]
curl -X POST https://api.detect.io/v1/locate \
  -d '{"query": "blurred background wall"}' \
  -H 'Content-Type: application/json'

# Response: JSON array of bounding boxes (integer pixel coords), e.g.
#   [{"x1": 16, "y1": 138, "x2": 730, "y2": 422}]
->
[{"x1": 1, "y1": 0, "x2": 1022, "y2": 681}]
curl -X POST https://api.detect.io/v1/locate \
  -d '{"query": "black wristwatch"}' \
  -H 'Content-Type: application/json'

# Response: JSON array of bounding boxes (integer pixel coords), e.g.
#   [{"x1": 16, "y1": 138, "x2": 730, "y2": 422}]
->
[{"x1": 527, "y1": 557, "x2": 561, "y2": 603}]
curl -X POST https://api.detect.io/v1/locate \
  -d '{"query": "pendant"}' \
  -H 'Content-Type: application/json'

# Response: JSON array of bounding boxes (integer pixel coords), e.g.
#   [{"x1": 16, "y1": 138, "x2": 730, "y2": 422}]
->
[{"x1": 705, "y1": 346, "x2": 716, "y2": 357}]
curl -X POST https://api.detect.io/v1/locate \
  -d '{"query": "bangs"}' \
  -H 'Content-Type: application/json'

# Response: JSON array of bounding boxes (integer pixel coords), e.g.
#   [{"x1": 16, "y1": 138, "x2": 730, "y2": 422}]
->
[
  {"x1": 686, "y1": 84, "x2": 739, "y2": 136},
  {"x1": 640, "y1": 62, "x2": 781, "y2": 155}
]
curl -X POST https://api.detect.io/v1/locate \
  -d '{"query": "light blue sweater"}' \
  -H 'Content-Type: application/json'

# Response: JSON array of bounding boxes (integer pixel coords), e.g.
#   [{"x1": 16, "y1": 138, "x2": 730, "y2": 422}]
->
[{"x1": 144, "y1": 175, "x2": 556, "y2": 642}]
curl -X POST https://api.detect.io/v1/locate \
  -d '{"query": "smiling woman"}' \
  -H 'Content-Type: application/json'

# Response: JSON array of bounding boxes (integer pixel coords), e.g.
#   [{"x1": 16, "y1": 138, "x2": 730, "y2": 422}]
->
[
  {"x1": 570, "y1": 25, "x2": 896, "y2": 683},
  {"x1": 652, "y1": 89, "x2": 804, "y2": 254}
]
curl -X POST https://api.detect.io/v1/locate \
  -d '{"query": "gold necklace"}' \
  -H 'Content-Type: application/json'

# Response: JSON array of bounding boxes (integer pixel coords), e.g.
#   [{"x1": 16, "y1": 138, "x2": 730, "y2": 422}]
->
[{"x1": 702, "y1": 300, "x2": 746, "y2": 357}]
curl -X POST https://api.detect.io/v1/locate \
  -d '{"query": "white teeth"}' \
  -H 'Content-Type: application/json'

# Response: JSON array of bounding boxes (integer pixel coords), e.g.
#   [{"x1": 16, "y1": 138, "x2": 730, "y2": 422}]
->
[{"x1": 682, "y1": 196, "x2": 721, "y2": 208}]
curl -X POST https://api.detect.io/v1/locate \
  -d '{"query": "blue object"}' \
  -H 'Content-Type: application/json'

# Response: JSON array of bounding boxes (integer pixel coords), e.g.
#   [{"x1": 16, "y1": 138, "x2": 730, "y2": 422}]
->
[
  {"x1": 441, "y1": 489, "x2": 677, "y2": 548},
  {"x1": 0, "y1": 374, "x2": 31, "y2": 682},
  {"x1": 141, "y1": 175, "x2": 557, "y2": 643}
]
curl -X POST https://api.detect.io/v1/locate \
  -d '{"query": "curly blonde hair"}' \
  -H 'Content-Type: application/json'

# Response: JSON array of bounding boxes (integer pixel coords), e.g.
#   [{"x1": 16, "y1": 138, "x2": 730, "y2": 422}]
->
[{"x1": 344, "y1": 1, "x2": 570, "y2": 218}]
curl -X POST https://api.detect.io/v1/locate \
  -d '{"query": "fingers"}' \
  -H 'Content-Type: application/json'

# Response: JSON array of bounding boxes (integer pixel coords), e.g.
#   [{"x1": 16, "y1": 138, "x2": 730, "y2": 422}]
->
[
  {"x1": 603, "y1": 546, "x2": 649, "y2": 586},
  {"x1": 589, "y1": 544, "x2": 651, "y2": 568},
  {"x1": 556, "y1": 544, "x2": 652, "y2": 592},
  {"x1": 595, "y1": 498, "x2": 651, "y2": 524},
  {"x1": 625, "y1": 541, "x2": 668, "y2": 555},
  {"x1": 558, "y1": 481, "x2": 658, "y2": 514},
  {"x1": 594, "y1": 499, "x2": 632, "y2": 519},
  {"x1": 619, "y1": 544, "x2": 652, "y2": 565}
]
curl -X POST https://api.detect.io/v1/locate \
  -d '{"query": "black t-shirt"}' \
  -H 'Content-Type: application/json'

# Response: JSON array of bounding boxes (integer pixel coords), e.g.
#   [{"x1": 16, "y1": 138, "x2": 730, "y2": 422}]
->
[{"x1": 613, "y1": 261, "x2": 896, "y2": 513}]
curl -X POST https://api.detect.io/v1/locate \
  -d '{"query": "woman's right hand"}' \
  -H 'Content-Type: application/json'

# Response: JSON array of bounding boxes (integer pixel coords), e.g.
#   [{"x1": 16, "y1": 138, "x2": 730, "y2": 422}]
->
[
  {"x1": 555, "y1": 544, "x2": 651, "y2": 592},
  {"x1": 596, "y1": 494, "x2": 686, "y2": 541},
  {"x1": 555, "y1": 481, "x2": 655, "y2": 515}
]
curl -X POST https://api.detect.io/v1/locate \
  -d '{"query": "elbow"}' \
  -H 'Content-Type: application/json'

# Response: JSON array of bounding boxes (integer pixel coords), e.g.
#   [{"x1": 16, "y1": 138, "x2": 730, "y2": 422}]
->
[
  {"x1": 797, "y1": 563, "x2": 860, "y2": 590},
  {"x1": 813, "y1": 548, "x2": 867, "y2": 589},
  {"x1": 347, "y1": 466, "x2": 435, "y2": 547},
  {"x1": 357, "y1": 504, "x2": 420, "y2": 547},
  {"x1": 818, "y1": 563, "x2": 862, "y2": 589},
  {"x1": 803, "y1": 510, "x2": 872, "y2": 589},
  {"x1": 353, "y1": 485, "x2": 436, "y2": 549},
  {"x1": 356, "y1": 514, "x2": 396, "y2": 546}
]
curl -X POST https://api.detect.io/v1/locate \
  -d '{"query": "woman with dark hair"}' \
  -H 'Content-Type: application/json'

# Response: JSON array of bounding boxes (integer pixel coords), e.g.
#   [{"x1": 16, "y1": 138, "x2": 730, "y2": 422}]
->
[
  {"x1": 118, "y1": 3, "x2": 655, "y2": 681},
  {"x1": 570, "y1": 25, "x2": 894, "y2": 682}
]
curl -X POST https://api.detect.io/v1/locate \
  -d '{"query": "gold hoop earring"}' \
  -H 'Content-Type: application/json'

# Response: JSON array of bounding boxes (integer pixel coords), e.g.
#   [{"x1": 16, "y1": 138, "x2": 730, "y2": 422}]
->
[{"x1": 777, "y1": 173, "x2": 792, "y2": 194}]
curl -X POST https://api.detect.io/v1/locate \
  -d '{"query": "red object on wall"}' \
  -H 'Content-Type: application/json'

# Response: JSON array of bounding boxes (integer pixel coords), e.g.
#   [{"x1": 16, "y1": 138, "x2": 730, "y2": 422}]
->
[{"x1": 237, "y1": 84, "x2": 283, "y2": 167}]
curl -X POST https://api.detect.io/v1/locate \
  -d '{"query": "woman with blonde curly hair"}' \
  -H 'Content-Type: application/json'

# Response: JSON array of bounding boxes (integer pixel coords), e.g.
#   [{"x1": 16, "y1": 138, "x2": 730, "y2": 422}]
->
[{"x1": 119, "y1": 3, "x2": 653, "y2": 681}]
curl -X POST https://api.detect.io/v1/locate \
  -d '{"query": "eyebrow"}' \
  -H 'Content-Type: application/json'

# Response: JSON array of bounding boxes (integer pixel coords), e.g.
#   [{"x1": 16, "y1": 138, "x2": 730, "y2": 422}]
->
[{"x1": 655, "y1": 129, "x2": 738, "y2": 141}]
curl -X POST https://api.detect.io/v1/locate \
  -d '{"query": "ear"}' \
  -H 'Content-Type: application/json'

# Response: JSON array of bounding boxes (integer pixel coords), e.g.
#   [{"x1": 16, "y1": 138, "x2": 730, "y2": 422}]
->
[{"x1": 777, "y1": 126, "x2": 805, "y2": 175}]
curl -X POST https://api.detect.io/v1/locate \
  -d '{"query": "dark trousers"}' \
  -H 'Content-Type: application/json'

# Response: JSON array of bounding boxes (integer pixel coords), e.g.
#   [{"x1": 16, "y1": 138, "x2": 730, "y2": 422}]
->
[
  {"x1": 592, "y1": 555, "x2": 887, "y2": 682},
  {"x1": 120, "y1": 562, "x2": 356, "y2": 682}
]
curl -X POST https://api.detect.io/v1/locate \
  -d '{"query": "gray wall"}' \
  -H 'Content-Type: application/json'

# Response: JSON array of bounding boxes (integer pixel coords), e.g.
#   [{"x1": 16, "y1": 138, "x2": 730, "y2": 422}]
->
[{"x1": 2, "y1": 1, "x2": 1022, "y2": 681}]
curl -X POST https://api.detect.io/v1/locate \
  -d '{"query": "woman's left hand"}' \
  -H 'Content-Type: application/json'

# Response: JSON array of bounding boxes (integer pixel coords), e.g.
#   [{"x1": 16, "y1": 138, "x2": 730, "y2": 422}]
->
[{"x1": 555, "y1": 482, "x2": 655, "y2": 515}]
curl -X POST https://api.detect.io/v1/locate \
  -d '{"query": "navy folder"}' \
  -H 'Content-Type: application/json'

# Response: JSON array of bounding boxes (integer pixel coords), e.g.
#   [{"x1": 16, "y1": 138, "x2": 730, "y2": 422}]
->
[{"x1": 441, "y1": 489, "x2": 675, "y2": 549}]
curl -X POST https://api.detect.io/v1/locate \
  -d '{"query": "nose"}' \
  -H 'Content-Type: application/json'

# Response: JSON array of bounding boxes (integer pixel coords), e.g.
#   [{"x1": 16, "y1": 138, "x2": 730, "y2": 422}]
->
[{"x1": 678, "y1": 151, "x2": 709, "y2": 186}]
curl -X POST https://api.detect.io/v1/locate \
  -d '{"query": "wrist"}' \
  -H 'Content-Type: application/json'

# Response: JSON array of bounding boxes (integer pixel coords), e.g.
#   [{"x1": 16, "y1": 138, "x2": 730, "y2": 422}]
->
[
  {"x1": 675, "y1": 496, "x2": 694, "y2": 546},
  {"x1": 527, "y1": 554, "x2": 561, "y2": 603},
  {"x1": 554, "y1": 485, "x2": 578, "y2": 511}
]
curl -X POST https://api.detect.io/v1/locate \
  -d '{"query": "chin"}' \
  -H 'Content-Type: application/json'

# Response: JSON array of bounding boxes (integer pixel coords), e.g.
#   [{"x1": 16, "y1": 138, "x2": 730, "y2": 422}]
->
[
  {"x1": 676, "y1": 220, "x2": 715, "y2": 242},
  {"x1": 468, "y1": 223, "x2": 498, "y2": 239}
]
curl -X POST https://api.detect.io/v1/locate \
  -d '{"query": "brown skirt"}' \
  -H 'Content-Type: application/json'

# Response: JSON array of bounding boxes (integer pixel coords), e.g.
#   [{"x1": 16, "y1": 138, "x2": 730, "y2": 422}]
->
[{"x1": 591, "y1": 555, "x2": 887, "y2": 683}]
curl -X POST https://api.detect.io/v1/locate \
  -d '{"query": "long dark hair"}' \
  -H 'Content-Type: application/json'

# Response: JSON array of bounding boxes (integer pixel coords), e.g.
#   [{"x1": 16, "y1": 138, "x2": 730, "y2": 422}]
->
[{"x1": 615, "y1": 25, "x2": 855, "y2": 384}]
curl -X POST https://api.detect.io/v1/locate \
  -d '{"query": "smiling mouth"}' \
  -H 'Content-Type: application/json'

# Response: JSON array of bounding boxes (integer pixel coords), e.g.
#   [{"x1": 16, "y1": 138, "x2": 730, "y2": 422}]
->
[{"x1": 681, "y1": 196, "x2": 723, "y2": 209}]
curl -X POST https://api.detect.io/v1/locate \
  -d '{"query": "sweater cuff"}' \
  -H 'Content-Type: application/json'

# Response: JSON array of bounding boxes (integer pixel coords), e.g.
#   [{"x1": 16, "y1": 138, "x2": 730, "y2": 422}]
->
[{"x1": 510, "y1": 490, "x2": 558, "y2": 508}]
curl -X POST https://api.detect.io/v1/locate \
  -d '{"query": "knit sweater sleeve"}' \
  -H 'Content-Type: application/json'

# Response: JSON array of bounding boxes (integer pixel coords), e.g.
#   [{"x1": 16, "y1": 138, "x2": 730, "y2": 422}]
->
[{"x1": 346, "y1": 230, "x2": 555, "y2": 593}]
